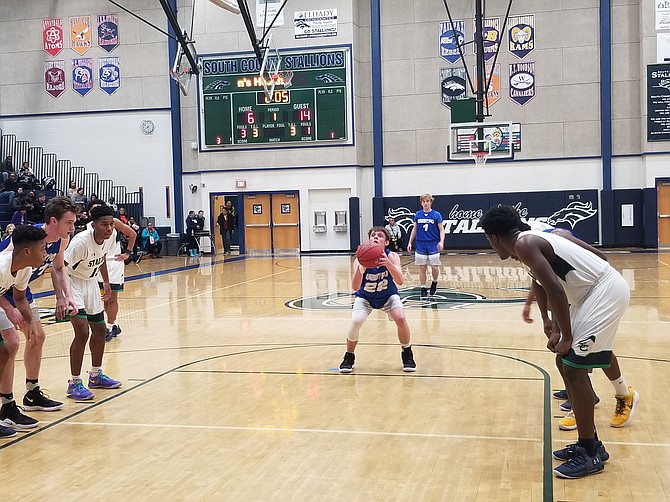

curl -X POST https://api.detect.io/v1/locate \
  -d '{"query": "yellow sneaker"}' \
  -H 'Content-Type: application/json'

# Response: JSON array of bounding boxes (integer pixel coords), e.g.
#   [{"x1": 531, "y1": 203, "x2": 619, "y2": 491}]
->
[
  {"x1": 610, "y1": 386, "x2": 640, "y2": 428},
  {"x1": 558, "y1": 410, "x2": 577, "y2": 430}
]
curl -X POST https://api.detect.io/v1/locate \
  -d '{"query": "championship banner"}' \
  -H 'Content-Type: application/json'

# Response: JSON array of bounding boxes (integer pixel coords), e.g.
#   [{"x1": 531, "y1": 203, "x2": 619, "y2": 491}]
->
[
  {"x1": 70, "y1": 16, "x2": 92, "y2": 55},
  {"x1": 473, "y1": 17, "x2": 500, "y2": 62},
  {"x1": 99, "y1": 57, "x2": 120, "y2": 95},
  {"x1": 508, "y1": 15, "x2": 535, "y2": 59},
  {"x1": 439, "y1": 20, "x2": 465, "y2": 64},
  {"x1": 72, "y1": 58, "x2": 93, "y2": 97},
  {"x1": 473, "y1": 63, "x2": 501, "y2": 107},
  {"x1": 44, "y1": 60, "x2": 66, "y2": 98},
  {"x1": 97, "y1": 14, "x2": 119, "y2": 52},
  {"x1": 509, "y1": 62, "x2": 535, "y2": 105},
  {"x1": 440, "y1": 67, "x2": 468, "y2": 108},
  {"x1": 42, "y1": 18, "x2": 64, "y2": 57}
]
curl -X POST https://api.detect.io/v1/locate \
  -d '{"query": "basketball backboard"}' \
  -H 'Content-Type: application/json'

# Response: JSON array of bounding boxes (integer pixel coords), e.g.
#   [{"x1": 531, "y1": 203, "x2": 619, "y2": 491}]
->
[{"x1": 447, "y1": 121, "x2": 519, "y2": 165}]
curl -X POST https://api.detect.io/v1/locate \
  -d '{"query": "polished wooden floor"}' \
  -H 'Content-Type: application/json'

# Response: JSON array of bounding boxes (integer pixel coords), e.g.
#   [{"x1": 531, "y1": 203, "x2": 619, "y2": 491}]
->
[{"x1": 2, "y1": 250, "x2": 669, "y2": 501}]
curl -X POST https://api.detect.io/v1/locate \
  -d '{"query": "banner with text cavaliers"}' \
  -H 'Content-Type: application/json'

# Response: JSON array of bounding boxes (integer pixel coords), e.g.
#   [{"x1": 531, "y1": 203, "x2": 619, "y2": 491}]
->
[
  {"x1": 99, "y1": 57, "x2": 120, "y2": 95},
  {"x1": 70, "y1": 16, "x2": 92, "y2": 55},
  {"x1": 42, "y1": 18, "x2": 64, "y2": 57},
  {"x1": 44, "y1": 60, "x2": 66, "y2": 98},
  {"x1": 509, "y1": 62, "x2": 535, "y2": 105},
  {"x1": 97, "y1": 13, "x2": 119, "y2": 52}
]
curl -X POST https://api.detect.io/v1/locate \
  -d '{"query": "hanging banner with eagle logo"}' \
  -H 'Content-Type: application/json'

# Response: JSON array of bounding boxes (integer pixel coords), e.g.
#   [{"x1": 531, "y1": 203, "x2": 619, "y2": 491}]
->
[
  {"x1": 97, "y1": 14, "x2": 119, "y2": 52},
  {"x1": 44, "y1": 60, "x2": 66, "y2": 98},
  {"x1": 508, "y1": 15, "x2": 535, "y2": 59},
  {"x1": 509, "y1": 62, "x2": 535, "y2": 105},
  {"x1": 42, "y1": 18, "x2": 64, "y2": 57},
  {"x1": 72, "y1": 58, "x2": 93, "y2": 97},
  {"x1": 70, "y1": 16, "x2": 92, "y2": 55},
  {"x1": 439, "y1": 20, "x2": 465, "y2": 64},
  {"x1": 99, "y1": 56, "x2": 121, "y2": 95},
  {"x1": 440, "y1": 67, "x2": 468, "y2": 108}
]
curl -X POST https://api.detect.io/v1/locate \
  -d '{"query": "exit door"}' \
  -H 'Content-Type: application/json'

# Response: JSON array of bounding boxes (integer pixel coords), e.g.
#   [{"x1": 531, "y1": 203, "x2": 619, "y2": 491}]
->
[
  {"x1": 243, "y1": 192, "x2": 300, "y2": 254},
  {"x1": 658, "y1": 180, "x2": 670, "y2": 246}
]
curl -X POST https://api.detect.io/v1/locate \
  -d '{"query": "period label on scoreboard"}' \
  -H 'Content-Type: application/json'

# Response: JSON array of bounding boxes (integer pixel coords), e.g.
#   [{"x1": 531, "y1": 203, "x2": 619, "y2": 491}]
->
[{"x1": 198, "y1": 46, "x2": 352, "y2": 150}]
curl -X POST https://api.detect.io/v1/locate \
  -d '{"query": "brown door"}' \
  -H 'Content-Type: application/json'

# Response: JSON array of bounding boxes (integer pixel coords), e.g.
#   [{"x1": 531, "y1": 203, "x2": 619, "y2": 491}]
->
[
  {"x1": 658, "y1": 181, "x2": 670, "y2": 246},
  {"x1": 271, "y1": 193, "x2": 300, "y2": 254},
  {"x1": 243, "y1": 194, "x2": 271, "y2": 254}
]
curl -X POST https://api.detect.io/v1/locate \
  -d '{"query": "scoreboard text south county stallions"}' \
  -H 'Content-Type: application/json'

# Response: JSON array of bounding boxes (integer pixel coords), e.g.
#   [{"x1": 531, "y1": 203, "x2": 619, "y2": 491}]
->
[{"x1": 198, "y1": 46, "x2": 353, "y2": 150}]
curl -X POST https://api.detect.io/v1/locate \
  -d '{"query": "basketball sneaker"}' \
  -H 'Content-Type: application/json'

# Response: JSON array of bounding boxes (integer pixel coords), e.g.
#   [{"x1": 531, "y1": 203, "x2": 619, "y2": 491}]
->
[
  {"x1": 558, "y1": 411, "x2": 577, "y2": 430},
  {"x1": 553, "y1": 440, "x2": 609, "y2": 462},
  {"x1": 553, "y1": 389, "x2": 568, "y2": 400},
  {"x1": 23, "y1": 387, "x2": 64, "y2": 411},
  {"x1": 0, "y1": 423, "x2": 17, "y2": 438},
  {"x1": 402, "y1": 347, "x2": 416, "y2": 372},
  {"x1": 339, "y1": 352, "x2": 355, "y2": 373},
  {"x1": 104, "y1": 328, "x2": 115, "y2": 342},
  {"x1": 112, "y1": 325, "x2": 122, "y2": 337},
  {"x1": 88, "y1": 372, "x2": 122, "y2": 389},
  {"x1": 0, "y1": 400, "x2": 39, "y2": 429},
  {"x1": 429, "y1": 281, "x2": 438, "y2": 296},
  {"x1": 559, "y1": 395, "x2": 599, "y2": 412},
  {"x1": 610, "y1": 386, "x2": 639, "y2": 428},
  {"x1": 553, "y1": 446, "x2": 604, "y2": 479},
  {"x1": 66, "y1": 379, "x2": 94, "y2": 400},
  {"x1": 420, "y1": 287, "x2": 428, "y2": 299}
]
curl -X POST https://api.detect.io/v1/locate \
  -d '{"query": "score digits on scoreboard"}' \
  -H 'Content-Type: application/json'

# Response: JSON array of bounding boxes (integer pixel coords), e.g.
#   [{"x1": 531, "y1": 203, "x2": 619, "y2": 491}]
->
[{"x1": 199, "y1": 46, "x2": 352, "y2": 149}]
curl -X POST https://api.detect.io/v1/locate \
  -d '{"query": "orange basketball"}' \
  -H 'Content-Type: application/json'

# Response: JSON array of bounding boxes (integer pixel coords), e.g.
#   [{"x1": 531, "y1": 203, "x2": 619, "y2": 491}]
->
[{"x1": 356, "y1": 242, "x2": 385, "y2": 268}]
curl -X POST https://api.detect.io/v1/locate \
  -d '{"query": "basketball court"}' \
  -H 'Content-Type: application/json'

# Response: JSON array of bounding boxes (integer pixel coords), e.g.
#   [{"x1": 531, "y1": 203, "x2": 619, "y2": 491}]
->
[{"x1": 0, "y1": 251, "x2": 668, "y2": 501}]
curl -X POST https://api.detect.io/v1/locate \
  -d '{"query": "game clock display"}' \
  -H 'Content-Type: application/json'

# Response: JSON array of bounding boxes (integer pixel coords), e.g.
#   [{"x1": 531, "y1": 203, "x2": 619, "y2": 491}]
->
[{"x1": 199, "y1": 46, "x2": 352, "y2": 149}]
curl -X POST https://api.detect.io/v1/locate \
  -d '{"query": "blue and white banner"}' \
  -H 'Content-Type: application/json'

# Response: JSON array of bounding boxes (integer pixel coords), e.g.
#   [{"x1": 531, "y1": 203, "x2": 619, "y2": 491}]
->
[
  {"x1": 439, "y1": 20, "x2": 465, "y2": 64},
  {"x1": 473, "y1": 17, "x2": 500, "y2": 62},
  {"x1": 72, "y1": 57, "x2": 93, "y2": 97},
  {"x1": 508, "y1": 14, "x2": 535, "y2": 59},
  {"x1": 99, "y1": 56, "x2": 120, "y2": 95},
  {"x1": 509, "y1": 61, "x2": 535, "y2": 105}
]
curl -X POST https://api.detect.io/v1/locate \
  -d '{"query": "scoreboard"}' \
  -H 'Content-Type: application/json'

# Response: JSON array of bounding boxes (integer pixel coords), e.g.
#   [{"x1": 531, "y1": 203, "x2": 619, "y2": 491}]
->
[{"x1": 198, "y1": 46, "x2": 352, "y2": 150}]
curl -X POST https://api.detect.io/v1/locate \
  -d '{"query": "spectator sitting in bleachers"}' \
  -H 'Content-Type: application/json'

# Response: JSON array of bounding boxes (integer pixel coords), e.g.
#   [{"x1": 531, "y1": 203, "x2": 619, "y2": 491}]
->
[
  {"x1": 17, "y1": 161, "x2": 36, "y2": 189},
  {"x1": 141, "y1": 222, "x2": 162, "y2": 259},
  {"x1": 2, "y1": 172, "x2": 18, "y2": 192},
  {"x1": 29, "y1": 192, "x2": 47, "y2": 223},
  {"x1": 11, "y1": 206, "x2": 27, "y2": 225},
  {"x1": 108, "y1": 196, "x2": 118, "y2": 215},
  {"x1": 1, "y1": 223, "x2": 15, "y2": 240},
  {"x1": 72, "y1": 187, "x2": 87, "y2": 209},
  {"x1": 10, "y1": 190, "x2": 32, "y2": 215},
  {"x1": 67, "y1": 180, "x2": 77, "y2": 198},
  {"x1": 74, "y1": 210, "x2": 89, "y2": 232},
  {"x1": 118, "y1": 207, "x2": 128, "y2": 224},
  {"x1": 0, "y1": 155, "x2": 14, "y2": 183}
]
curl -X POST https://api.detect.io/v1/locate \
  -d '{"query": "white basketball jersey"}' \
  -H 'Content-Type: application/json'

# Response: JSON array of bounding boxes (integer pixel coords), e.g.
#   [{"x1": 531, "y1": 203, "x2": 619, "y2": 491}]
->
[
  {"x1": 65, "y1": 228, "x2": 116, "y2": 280},
  {"x1": 518, "y1": 229, "x2": 610, "y2": 307},
  {"x1": 0, "y1": 252, "x2": 31, "y2": 295}
]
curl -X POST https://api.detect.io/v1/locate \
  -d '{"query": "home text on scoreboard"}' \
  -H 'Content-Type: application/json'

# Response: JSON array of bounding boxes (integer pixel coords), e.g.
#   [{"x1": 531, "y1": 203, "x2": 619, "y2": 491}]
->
[{"x1": 198, "y1": 46, "x2": 353, "y2": 150}]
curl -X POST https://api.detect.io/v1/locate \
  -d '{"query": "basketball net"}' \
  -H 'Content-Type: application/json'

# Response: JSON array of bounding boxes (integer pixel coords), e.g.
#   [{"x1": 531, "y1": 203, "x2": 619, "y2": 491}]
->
[
  {"x1": 471, "y1": 150, "x2": 488, "y2": 166},
  {"x1": 277, "y1": 70, "x2": 294, "y2": 88}
]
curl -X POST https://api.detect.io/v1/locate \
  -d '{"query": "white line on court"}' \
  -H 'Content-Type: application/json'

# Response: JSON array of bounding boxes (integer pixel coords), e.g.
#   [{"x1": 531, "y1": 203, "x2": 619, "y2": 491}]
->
[{"x1": 43, "y1": 421, "x2": 541, "y2": 442}]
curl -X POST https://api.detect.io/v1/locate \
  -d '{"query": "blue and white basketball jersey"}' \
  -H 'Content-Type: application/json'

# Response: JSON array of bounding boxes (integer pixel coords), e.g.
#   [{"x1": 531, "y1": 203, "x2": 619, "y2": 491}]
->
[
  {"x1": 355, "y1": 250, "x2": 399, "y2": 309},
  {"x1": 0, "y1": 224, "x2": 62, "y2": 304},
  {"x1": 414, "y1": 209, "x2": 443, "y2": 242}
]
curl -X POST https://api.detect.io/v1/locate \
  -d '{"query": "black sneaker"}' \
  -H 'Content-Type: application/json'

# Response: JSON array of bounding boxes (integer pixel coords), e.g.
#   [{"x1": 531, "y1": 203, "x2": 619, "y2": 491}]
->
[
  {"x1": 339, "y1": 352, "x2": 355, "y2": 373},
  {"x1": 402, "y1": 347, "x2": 416, "y2": 372},
  {"x1": 429, "y1": 281, "x2": 438, "y2": 296},
  {"x1": 23, "y1": 387, "x2": 64, "y2": 411},
  {"x1": 553, "y1": 441, "x2": 609, "y2": 462},
  {"x1": 104, "y1": 328, "x2": 115, "y2": 342},
  {"x1": 135, "y1": 252, "x2": 144, "y2": 264},
  {"x1": 553, "y1": 389, "x2": 568, "y2": 400},
  {"x1": 0, "y1": 423, "x2": 17, "y2": 438},
  {"x1": 552, "y1": 446, "x2": 604, "y2": 478},
  {"x1": 420, "y1": 287, "x2": 428, "y2": 299},
  {"x1": 0, "y1": 401, "x2": 39, "y2": 429},
  {"x1": 112, "y1": 324, "x2": 122, "y2": 337}
]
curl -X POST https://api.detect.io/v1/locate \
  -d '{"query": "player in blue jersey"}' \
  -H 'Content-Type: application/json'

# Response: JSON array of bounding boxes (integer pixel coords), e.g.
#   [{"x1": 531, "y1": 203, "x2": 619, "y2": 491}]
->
[
  {"x1": 339, "y1": 226, "x2": 416, "y2": 373},
  {"x1": 407, "y1": 193, "x2": 445, "y2": 298},
  {"x1": 0, "y1": 197, "x2": 79, "y2": 422}
]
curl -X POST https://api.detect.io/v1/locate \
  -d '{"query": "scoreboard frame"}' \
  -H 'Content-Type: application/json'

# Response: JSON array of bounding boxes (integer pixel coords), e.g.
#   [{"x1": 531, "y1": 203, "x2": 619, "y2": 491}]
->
[{"x1": 197, "y1": 44, "x2": 354, "y2": 152}]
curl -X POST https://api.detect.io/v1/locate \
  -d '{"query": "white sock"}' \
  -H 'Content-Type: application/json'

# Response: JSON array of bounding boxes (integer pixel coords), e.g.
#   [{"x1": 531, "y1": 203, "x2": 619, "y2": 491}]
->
[
  {"x1": 90, "y1": 367, "x2": 102, "y2": 376},
  {"x1": 106, "y1": 323, "x2": 113, "y2": 330},
  {"x1": 610, "y1": 375, "x2": 629, "y2": 396},
  {"x1": 401, "y1": 343, "x2": 411, "y2": 349},
  {"x1": 71, "y1": 375, "x2": 81, "y2": 382}
]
